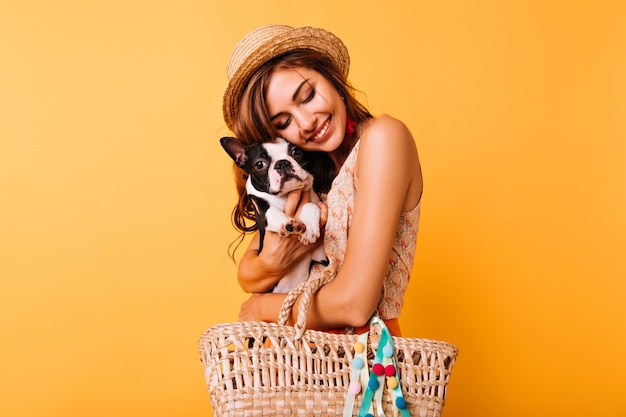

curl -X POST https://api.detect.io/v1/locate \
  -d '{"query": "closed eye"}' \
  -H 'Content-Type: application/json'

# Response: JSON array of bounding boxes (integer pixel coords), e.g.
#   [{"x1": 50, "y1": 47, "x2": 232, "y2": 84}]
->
[
  {"x1": 271, "y1": 82, "x2": 315, "y2": 131},
  {"x1": 274, "y1": 116, "x2": 291, "y2": 130},
  {"x1": 302, "y1": 88, "x2": 315, "y2": 104}
]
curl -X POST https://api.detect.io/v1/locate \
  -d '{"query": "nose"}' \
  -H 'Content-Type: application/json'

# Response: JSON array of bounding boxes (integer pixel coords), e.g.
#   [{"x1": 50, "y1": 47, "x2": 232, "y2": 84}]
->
[
  {"x1": 275, "y1": 159, "x2": 292, "y2": 174},
  {"x1": 295, "y1": 109, "x2": 317, "y2": 136}
]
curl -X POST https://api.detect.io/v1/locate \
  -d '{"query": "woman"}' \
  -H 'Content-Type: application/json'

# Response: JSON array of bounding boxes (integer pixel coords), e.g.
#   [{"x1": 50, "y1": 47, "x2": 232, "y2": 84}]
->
[{"x1": 222, "y1": 25, "x2": 422, "y2": 336}]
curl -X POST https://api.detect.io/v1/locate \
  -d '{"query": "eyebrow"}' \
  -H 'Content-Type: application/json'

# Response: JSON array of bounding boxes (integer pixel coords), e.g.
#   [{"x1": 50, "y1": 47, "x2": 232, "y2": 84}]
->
[{"x1": 269, "y1": 78, "x2": 310, "y2": 121}]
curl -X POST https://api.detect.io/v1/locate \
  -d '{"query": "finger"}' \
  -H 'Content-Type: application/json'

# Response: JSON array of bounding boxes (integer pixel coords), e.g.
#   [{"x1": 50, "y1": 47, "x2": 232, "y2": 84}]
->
[
  {"x1": 284, "y1": 189, "x2": 302, "y2": 217},
  {"x1": 258, "y1": 231, "x2": 303, "y2": 266},
  {"x1": 299, "y1": 189, "x2": 312, "y2": 204},
  {"x1": 239, "y1": 298, "x2": 252, "y2": 321}
]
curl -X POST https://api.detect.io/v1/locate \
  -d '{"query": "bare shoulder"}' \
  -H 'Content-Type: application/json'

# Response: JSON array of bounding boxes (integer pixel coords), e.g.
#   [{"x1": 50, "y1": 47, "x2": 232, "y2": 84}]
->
[
  {"x1": 367, "y1": 113, "x2": 411, "y2": 135},
  {"x1": 357, "y1": 114, "x2": 422, "y2": 209},
  {"x1": 360, "y1": 114, "x2": 417, "y2": 155}
]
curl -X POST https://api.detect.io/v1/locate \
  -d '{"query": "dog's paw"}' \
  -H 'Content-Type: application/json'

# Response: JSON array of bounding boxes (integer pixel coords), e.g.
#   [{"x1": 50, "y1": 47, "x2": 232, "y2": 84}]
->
[
  {"x1": 299, "y1": 224, "x2": 320, "y2": 245},
  {"x1": 279, "y1": 219, "x2": 306, "y2": 237}
]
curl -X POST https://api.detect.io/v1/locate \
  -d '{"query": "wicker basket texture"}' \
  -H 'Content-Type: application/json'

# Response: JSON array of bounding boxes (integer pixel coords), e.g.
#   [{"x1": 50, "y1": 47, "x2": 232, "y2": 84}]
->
[{"x1": 199, "y1": 319, "x2": 457, "y2": 416}]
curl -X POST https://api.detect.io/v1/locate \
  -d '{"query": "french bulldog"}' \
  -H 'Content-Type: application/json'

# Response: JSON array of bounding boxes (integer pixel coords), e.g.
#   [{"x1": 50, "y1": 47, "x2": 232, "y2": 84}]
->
[{"x1": 220, "y1": 136, "x2": 327, "y2": 293}]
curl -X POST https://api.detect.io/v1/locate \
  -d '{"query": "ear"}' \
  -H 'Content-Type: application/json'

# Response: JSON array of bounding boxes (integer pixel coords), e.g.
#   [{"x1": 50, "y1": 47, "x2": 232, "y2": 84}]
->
[{"x1": 220, "y1": 137, "x2": 248, "y2": 169}]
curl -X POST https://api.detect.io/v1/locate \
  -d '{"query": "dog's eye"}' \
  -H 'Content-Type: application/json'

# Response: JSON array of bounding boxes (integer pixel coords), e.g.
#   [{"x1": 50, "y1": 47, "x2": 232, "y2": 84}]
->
[
  {"x1": 290, "y1": 147, "x2": 303, "y2": 158},
  {"x1": 254, "y1": 160, "x2": 267, "y2": 171}
]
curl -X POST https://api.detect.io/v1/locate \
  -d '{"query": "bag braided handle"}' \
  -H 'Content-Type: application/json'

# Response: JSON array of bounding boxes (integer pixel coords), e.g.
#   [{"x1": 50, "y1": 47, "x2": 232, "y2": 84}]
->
[{"x1": 277, "y1": 269, "x2": 335, "y2": 340}]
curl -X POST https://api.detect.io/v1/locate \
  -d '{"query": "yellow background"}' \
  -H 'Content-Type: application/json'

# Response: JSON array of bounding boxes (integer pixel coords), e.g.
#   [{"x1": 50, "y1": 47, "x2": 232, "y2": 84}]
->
[{"x1": 1, "y1": 1, "x2": 625, "y2": 416}]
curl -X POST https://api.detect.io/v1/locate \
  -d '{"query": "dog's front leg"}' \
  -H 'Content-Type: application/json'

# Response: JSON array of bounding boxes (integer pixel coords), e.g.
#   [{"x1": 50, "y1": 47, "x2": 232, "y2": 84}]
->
[
  {"x1": 297, "y1": 202, "x2": 321, "y2": 244},
  {"x1": 264, "y1": 206, "x2": 306, "y2": 237}
]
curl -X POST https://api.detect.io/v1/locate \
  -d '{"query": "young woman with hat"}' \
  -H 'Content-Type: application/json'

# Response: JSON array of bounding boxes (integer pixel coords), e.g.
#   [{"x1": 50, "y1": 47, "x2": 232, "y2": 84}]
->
[{"x1": 223, "y1": 25, "x2": 422, "y2": 336}]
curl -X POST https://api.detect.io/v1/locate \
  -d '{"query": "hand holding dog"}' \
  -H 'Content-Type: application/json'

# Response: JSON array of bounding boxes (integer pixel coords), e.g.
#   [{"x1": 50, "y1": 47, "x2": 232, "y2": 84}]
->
[
  {"x1": 284, "y1": 188, "x2": 328, "y2": 225},
  {"x1": 237, "y1": 189, "x2": 327, "y2": 294},
  {"x1": 238, "y1": 189, "x2": 327, "y2": 321},
  {"x1": 237, "y1": 237, "x2": 322, "y2": 321}
]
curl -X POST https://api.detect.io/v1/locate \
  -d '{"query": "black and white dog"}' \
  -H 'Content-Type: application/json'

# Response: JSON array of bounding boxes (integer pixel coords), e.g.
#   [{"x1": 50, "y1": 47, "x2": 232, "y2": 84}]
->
[{"x1": 220, "y1": 137, "x2": 327, "y2": 293}]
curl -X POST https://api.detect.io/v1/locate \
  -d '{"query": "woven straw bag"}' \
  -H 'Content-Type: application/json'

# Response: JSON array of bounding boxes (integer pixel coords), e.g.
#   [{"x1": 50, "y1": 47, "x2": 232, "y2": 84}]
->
[{"x1": 199, "y1": 274, "x2": 458, "y2": 416}]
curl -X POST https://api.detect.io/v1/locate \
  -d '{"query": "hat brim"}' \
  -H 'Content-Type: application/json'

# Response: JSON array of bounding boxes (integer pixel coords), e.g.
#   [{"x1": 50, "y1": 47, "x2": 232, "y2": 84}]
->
[{"x1": 222, "y1": 26, "x2": 350, "y2": 131}]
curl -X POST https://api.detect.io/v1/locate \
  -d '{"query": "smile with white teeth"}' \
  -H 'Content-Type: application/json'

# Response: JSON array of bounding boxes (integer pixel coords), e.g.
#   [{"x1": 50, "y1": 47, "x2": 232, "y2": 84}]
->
[{"x1": 310, "y1": 118, "x2": 330, "y2": 141}]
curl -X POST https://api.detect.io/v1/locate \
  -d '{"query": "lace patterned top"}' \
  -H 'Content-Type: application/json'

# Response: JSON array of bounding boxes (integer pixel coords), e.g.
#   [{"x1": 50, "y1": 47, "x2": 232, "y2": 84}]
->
[{"x1": 310, "y1": 139, "x2": 420, "y2": 319}]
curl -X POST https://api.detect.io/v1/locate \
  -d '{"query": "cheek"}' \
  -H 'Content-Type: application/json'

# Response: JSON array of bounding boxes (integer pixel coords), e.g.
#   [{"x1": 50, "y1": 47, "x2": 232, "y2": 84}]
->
[
  {"x1": 278, "y1": 125, "x2": 301, "y2": 143},
  {"x1": 318, "y1": 84, "x2": 342, "y2": 107},
  {"x1": 332, "y1": 103, "x2": 347, "y2": 128}
]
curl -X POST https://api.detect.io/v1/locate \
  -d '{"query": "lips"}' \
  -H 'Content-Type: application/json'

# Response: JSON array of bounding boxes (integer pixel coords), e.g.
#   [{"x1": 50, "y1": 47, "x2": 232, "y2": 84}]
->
[{"x1": 308, "y1": 115, "x2": 332, "y2": 143}]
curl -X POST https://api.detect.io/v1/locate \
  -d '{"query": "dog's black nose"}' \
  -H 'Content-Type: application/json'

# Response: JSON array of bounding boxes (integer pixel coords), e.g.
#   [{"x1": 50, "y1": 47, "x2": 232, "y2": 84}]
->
[{"x1": 275, "y1": 159, "x2": 292, "y2": 173}]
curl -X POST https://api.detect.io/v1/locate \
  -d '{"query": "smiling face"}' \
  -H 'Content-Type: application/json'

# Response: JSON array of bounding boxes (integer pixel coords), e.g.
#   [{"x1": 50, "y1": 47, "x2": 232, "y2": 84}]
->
[{"x1": 265, "y1": 67, "x2": 347, "y2": 157}]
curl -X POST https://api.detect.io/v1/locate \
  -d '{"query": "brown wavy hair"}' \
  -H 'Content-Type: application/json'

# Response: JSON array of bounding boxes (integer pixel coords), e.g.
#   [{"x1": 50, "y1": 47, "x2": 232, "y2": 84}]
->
[{"x1": 228, "y1": 48, "x2": 372, "y2": 235}]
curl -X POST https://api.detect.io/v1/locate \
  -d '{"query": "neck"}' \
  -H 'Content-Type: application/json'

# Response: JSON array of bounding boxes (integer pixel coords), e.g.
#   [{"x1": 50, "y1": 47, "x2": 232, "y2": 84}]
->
[{"x1": 329, "y1": 120, "x2": 364, "y2": 169}]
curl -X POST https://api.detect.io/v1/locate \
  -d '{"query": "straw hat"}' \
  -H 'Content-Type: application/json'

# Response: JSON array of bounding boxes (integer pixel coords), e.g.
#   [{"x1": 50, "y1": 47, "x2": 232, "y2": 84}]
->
[{"x1": 222, "y1": 25, "x2": 350, "y2": 131}]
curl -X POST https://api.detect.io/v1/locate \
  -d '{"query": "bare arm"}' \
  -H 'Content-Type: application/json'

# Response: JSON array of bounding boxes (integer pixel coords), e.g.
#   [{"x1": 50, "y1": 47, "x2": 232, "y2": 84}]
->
[
  {"x1": 237, "y1": 190, "x2": 328, "y2": 293},
  {"x1": 239, "y1": 115, "x2": 423, "y2": 328},
  {"x1": 238, "y1": 232, "x2": 325, "y2": 292}
]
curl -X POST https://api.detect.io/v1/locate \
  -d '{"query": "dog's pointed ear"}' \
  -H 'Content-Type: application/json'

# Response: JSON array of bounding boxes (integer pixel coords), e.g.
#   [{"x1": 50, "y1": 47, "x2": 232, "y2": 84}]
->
[{"x1": 220, "y1": 137, "x2": 248, "y2": 169}]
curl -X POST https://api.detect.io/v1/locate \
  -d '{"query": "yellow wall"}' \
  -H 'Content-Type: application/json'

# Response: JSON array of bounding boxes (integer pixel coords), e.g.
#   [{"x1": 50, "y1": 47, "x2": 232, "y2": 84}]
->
[{"x1": 1, "y1": 1, "x2": 625, "y2": 416}]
